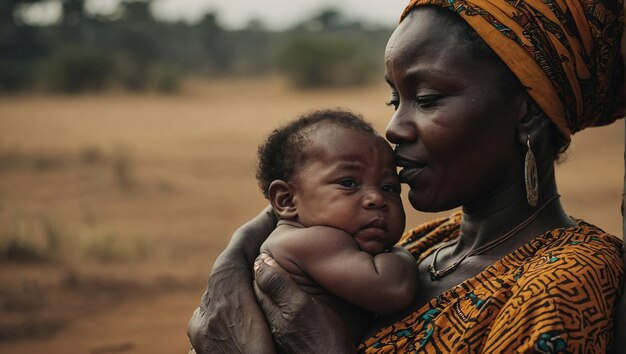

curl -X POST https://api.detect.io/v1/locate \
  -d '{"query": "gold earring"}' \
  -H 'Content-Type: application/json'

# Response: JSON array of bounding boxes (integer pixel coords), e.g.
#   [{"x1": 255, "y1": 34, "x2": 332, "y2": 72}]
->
[{"x1": 525, "y1": 135, "x2": 538, "y2": 207}]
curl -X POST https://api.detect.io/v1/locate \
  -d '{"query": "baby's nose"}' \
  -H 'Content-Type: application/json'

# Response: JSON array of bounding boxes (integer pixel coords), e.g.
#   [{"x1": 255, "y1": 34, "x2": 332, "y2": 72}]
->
[{"x1": 362, "y1": 187, "x2": 387, "y2": 209}]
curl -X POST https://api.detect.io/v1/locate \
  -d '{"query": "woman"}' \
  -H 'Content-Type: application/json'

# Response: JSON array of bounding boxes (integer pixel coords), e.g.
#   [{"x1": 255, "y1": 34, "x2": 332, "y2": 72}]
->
[{"x1": 188, "y1": 0, "x2": 625, "y2": 352}]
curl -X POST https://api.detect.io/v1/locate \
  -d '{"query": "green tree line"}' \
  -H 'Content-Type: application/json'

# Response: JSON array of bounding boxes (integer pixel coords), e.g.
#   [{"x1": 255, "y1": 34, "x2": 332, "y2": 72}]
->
[{"x1": 1, "y1": 0, "x2": 393, "y2": 93}]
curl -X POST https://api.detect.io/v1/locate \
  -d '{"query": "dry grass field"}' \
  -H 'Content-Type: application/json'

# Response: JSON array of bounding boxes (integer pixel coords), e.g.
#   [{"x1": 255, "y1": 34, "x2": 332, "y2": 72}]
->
[{"x1": 0, "y1": 77, "x2": 623, "y2": 353}]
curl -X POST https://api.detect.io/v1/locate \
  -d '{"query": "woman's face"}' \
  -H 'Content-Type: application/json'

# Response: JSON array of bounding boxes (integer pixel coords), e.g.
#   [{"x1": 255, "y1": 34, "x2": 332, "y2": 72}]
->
[{"x1": 384, "y1": 8, "x2": 526, "y2": 212}]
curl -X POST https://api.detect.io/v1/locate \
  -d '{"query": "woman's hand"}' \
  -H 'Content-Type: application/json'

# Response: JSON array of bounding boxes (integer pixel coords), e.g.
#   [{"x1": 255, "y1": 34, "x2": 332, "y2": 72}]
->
[
  {"x1": 254, "y1": 253, "x2": 356, "y2": 353},
  {"x1": 187, "y1": 206, "x2": 277, "y2": 354}
]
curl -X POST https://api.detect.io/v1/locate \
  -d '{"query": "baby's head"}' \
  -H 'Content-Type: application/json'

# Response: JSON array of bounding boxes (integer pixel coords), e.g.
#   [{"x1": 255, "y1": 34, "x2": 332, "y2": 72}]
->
[
  {"x1": 256, "y1": 109, "x2": 376, "y2": 197},
  {"x1": 256, "y1": 109, "x2": 405, "y2": 254}
]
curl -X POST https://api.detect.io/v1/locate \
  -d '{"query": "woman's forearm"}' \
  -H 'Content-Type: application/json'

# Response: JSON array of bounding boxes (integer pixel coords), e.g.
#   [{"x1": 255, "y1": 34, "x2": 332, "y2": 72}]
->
[
  {"x1": 188, "y1": 206, "x2": 277, "y2": 354},
  {"x1": 226, "y1": 205, "x2": 277, "y2": 267}
]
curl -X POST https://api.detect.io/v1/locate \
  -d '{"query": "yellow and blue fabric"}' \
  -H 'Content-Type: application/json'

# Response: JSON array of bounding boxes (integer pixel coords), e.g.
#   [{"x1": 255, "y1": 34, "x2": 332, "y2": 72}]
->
[{"x1": 401, "y1": 0, "x2": 625, "y2": 139}]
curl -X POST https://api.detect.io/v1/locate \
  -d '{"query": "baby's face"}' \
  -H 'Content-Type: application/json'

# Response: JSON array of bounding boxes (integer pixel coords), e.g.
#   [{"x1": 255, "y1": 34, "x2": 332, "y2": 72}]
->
[{"x1": 290, "y1": 125, "x2": 405, "y2": 255}]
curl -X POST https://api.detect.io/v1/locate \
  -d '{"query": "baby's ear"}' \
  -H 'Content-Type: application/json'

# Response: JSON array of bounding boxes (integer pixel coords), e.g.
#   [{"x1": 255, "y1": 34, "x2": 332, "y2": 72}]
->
[{"x1": 268, "y1": 180, "x2": 297, "y2": 220}]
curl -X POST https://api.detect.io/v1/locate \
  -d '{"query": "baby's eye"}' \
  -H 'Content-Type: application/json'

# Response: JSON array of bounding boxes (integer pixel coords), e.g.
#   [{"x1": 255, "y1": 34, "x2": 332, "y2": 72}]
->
[
  {"x1": 381, "y1": 183, "x2": 401, "y2": 194},
  {"x1": 338, "y1": 179, "x2": 359, "y2": 188}
]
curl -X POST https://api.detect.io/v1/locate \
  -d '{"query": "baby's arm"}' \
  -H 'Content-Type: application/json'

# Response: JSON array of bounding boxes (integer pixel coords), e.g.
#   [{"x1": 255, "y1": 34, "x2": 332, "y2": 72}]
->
[{"x1": 266, "y1": 225, "x2": 418, "y2": 315}]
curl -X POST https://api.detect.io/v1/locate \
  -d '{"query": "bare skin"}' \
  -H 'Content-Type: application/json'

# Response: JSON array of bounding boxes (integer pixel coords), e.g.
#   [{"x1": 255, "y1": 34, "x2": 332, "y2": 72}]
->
[
  {"x1": 260, "y1": 125, "x2": 417, "y2": 341},
  {"x1": 188, "y1": 7, "x2": 576, "y2": 353},
  {"x1": 253, "y1": 253, "x2": 356, "y2": 353},
  {"x1": 260, "y1": 223, "x2": 416, "y2": 315}
]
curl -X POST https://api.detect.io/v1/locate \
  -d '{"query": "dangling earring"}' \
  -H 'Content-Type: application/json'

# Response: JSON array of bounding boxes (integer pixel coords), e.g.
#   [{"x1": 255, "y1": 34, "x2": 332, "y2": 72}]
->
[{"x1": 524, "y1": 135, "x2": 538, "y2": 207}]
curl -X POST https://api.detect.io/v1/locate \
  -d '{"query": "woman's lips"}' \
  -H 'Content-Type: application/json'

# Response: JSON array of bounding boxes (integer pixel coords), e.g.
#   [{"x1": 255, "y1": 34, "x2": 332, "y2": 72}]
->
[
  {"x1": 395, "y1": 155, "x2": 426, "y2": 184},
  {"x1": 398, "y1": 166, "x2": 425, "y2": 184}
]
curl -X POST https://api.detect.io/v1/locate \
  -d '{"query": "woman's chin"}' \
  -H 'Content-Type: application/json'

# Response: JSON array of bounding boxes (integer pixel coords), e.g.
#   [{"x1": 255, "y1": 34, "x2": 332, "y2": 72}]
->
[{"x1": 407, "y1": 190, "x2": 457, "y2": 213}]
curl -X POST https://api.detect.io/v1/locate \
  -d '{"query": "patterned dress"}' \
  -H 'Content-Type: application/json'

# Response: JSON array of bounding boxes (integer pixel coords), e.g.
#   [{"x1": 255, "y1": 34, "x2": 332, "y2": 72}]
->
[{"x1": 359, "y1": 212, "x2": 624, "y2": 353}]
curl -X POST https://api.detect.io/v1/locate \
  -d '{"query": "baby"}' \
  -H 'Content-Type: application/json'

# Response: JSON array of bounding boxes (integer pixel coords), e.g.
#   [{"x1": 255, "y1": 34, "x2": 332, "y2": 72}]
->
[{"x1": 257, "y1": 109, "x2": 419, "y2": 342}]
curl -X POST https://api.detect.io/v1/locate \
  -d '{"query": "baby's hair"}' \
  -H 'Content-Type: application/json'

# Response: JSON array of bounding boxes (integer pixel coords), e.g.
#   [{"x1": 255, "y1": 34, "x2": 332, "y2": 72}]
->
[{"x1": 256, "y1": 109, "x2": 376, "y2": 198}]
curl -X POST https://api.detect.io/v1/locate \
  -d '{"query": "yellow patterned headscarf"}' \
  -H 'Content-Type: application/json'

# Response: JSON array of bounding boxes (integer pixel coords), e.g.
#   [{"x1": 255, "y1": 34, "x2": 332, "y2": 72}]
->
[{"x1": 401, "y1": 0, "x2": 624, "y2": 138}]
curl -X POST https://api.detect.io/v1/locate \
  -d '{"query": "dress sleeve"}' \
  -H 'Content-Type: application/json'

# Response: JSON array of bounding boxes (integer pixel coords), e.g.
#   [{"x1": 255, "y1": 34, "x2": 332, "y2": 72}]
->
[{"x1": 482, "y1": 235, "x2": 624, "y2": 353}]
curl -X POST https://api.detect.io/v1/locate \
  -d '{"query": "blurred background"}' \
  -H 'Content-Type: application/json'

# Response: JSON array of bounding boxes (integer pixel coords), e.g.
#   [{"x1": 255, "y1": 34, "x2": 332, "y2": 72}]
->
[{"x1": 0, "y1": 1, "x2": 623, "y2": 353}]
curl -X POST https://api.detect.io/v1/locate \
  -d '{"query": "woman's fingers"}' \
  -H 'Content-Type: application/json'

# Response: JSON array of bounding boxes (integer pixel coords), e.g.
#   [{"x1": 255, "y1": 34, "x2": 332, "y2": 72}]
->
[
  {"x1": 254, "y1": 253, "x2": 303, "y2": 309},
  {"x1": 253, "y1": 253, "x2": 356, "y2": 353},
  {"x1": 254, "y1": 253, "x2": 308, "y2": 326},
  {"x1": 188, "y1": 254, "x2": 275, "y2": 353}
]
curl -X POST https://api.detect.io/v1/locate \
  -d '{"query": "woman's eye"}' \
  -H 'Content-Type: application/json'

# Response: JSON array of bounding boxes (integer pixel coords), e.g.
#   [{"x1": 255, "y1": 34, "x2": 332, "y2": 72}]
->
[
  {"x1": 381, "y1": 184, "x2": 401, "y2": 194},
  {"x1": 385, "y1": 92, "x2": 399, "y2": 110},
  {"x1": 338, "y1": 179, "x2": 359, "y2": 188},
  {"x1": 415, "y1": 94, "x2": 443, "y2": 109}
]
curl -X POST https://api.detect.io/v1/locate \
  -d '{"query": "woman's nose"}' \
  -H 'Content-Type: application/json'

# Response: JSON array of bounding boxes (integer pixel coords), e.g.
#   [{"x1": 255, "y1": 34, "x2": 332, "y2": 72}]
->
[
  {"x1": 362, "y1": 187, "x2": 387, "y2": 209},
  {"x1": 385, "y1": 108, "x2": 417, "y2": 144}
]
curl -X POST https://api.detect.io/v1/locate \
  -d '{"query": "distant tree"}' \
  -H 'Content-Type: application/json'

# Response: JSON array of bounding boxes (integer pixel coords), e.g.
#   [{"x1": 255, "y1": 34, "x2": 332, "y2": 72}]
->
[
  {"x1": 0, "y1": 0, "x2": 40, "y2": 24},
  {"x1": 114, "y1": 0, "x2": 158, "y2": 89},
  {"x1": 245, "y1": 18, "x2": 266, "y2": 32},
  {"x1": 121, "y1": 0, "x2": 153, "y2": 23},
  {"x1": 0, "y1": 4, "x2": 391, "y2": 93},
  {"x1": 44, "y1": 47, "x2": 114, "y2": 92},
  {"x1": 315, "y1": 9, "x2": 342, "y2": 29},
  {"x1": 277, "y1": 34, "x2": 377, "y2": 88},
  {"x1": 0, "y1": 0, "x2": 48, "y2": 90},
  {"x1": 296, "y1": 8, "x2": 359, "y2": 31},
  {"x1": 198, "y1": 12, "x2": 234, "y2": 74},
  {"x1": 62, "y1": 0, "x2": 85, "y2": 26}
]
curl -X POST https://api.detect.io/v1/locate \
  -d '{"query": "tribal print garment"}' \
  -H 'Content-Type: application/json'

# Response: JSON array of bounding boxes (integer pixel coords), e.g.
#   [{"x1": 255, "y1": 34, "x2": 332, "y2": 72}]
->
[{"x1": 359, "y1": 212, "x2": 624, "y2": 353}]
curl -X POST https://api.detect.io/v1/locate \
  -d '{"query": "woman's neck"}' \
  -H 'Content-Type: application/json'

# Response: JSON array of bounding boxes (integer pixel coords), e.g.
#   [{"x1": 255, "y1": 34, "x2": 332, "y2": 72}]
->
[{"x1": 455, "y1": 168, "x2": 574, "y2": 258}]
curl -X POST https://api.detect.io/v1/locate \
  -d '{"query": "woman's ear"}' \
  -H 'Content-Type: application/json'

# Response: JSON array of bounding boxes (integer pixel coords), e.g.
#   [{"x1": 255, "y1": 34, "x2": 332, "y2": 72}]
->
[
  {"x1": 268, "y1": 180, "x2": 297, "y2": 220},
  {"x1": 516, "y1": 98, "x2": 551, "y2": 145}
]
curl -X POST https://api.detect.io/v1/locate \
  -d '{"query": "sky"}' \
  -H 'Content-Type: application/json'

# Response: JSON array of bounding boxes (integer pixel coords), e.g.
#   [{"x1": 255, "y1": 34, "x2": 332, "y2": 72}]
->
[
  {"x1": 23, "y1": 0, "x2": 411, "y2": 30},
  {"x1": 149, "y1": 0, "x2": 410, "y2": 29}
]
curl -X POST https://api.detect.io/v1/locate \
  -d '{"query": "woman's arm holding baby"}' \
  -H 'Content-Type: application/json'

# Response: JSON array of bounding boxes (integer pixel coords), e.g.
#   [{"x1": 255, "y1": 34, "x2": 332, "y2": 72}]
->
[
  {"x1": 187, "y1": 206, "x2": 277, "y2": 354},
  {"x1": 254, "y1": 253, "x2": 357, "y2": 353}
]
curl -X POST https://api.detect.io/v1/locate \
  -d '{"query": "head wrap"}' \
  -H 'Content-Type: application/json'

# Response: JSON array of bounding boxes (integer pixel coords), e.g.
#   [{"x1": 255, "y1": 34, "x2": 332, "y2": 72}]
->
[{"x1": 401, "y1": 0, "x2": 624, "y2": 138}]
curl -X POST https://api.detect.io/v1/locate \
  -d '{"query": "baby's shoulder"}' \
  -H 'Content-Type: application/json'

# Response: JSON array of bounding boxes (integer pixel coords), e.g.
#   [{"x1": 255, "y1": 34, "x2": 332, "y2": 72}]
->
[
  {"x1": 262, "y1": 224, "x2": 354, "y2": 255},
  {"x1": 270, "y1": 224, "x2": 350, "y2": 241}
]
